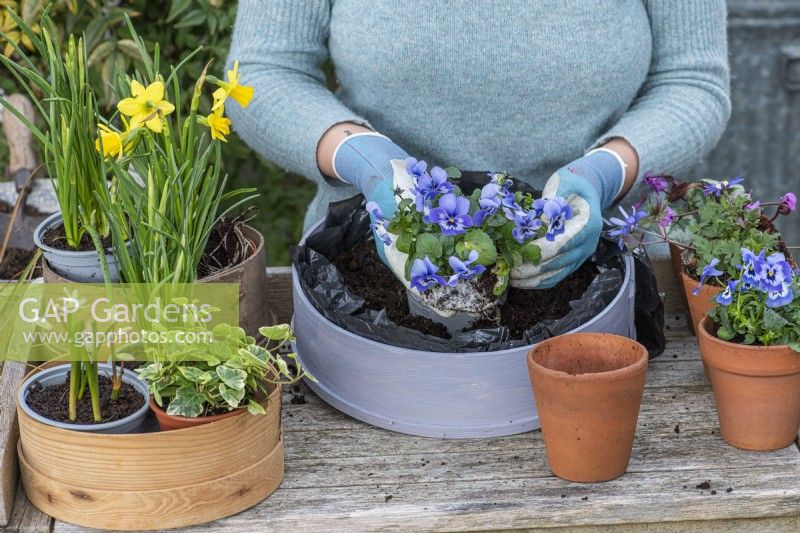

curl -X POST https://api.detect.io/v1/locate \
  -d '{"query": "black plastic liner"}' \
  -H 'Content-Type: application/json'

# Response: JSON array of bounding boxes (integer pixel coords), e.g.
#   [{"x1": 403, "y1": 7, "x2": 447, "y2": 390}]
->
[{"x1": 293, "y1": 179, "x2": 665, "y2": 356}]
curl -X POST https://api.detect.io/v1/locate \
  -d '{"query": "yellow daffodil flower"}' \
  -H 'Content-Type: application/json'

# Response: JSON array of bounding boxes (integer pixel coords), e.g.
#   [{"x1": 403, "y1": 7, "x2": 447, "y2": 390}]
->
[
  {"x1": 95, "y1": 124, "x2": 124, "y2": 159},
  {"x1": 211, "y1": 60, "x2": 254, "y2": 110},
  {"x1": 117, "y1": 80, "x2": 175, "y2": 133},
  {"x1": 199, "y1": 106, "x2": 232, "y2": 142}
]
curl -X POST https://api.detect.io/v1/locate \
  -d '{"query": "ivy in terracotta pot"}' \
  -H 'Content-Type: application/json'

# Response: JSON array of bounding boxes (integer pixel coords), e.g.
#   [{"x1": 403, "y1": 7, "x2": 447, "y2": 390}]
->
[
  {"x1": 697, "y1": 247, "x2": 800, "y2": 451},
  {"x1": 138, "y1": 323, "x2": 312, "y2": 430}
]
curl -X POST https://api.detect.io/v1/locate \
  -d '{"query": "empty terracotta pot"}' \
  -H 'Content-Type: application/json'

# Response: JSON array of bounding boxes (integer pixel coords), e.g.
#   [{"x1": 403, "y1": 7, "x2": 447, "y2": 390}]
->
[
  {"x1": 680, "y1": 272, "x2": 721, "y2": 335},
  {"x1": 527, "y1": 333, "x2": 648, "y2": 482},
  {"x1": 697, "y1": 316, "x2": 800, "y2": 451}
]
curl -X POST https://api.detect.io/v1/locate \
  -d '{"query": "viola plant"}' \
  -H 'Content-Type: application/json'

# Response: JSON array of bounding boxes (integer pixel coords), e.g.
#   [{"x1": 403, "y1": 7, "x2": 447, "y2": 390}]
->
[
  {"x1": 605, "y1": 174, "x2": 794, "y2": 284},
  {"x1": 706, "y1": 248, "x2": 800, "y2": 350},
  {"x1": 372, "y1": 163, "x2": 572, "y2": 302}
]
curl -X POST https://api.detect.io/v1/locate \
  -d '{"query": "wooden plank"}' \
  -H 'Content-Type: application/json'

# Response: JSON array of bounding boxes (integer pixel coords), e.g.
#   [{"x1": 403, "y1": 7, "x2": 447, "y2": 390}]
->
[
  {"x1": 0, "y1": 362, "x2": 27, "y2": 526},
  {"x1": 265, "y1": 266, "x2": 293, "y2": 325},
  {"x1": 6, "y1": 483, "x2": 51, "y2": 533}
]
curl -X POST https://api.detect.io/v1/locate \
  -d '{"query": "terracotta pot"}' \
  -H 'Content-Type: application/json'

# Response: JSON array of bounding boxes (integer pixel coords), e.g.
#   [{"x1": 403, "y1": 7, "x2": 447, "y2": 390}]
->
[
  {"x1": 697, "y1": 316, "x2": 800, "y2": 451},
  {"x1": 680, "y1": 271, "x2": 721, "y2": 335},
  {"x1": 149, "y1": 398, "x2": 245, "y2": 431},
  {"x1": 527, "y1": 333, "x2": 648, "y2": 482}
]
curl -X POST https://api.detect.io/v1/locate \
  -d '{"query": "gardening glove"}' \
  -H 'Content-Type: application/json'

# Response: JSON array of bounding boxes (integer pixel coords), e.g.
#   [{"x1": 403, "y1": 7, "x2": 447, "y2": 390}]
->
[
  {"x1": 331, "y1": 132, "x2": 412, "y2": 276},
  {"x1": 510, "y1": 148, "x2": 626, "y2": 289}
]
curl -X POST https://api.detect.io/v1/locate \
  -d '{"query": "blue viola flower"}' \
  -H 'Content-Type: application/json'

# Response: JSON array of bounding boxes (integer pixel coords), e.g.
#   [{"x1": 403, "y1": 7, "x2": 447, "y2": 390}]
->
[
  {"x1": 512, "y1": 209, "x2": 543, "y2": 244},
  {"x1": 543, "y1": 197, "x2": 573, "y2": 242},
  {"x1": 739, "y1": 247, "x2": 766, "y2": 289},
  {"x1": 766, "y1": 282, "x2": 794, "y2": 308},
  {"x1": 530, "y1": 198, "x2": 547, "y2": 218},
  {"x1": 406, "y1": 158, "x2": 428, "y2": 180},
  {"x1": 473, "y1": 182, "x2": 503, "y2": 226},
  {"x1": 757, "y1": 252, "x2": 793, "y2": 292},
  {"x1": 692, "y1": 258, "x2": 724, "y2": 296},
  {"x1": 715, "y1": 280, "x2": 739, "y2": 306},
  {"x1": 702, "y1": 177, "x2": 744, "y2": 197},
  {"x1": 410, "y1": 164, "x2": 453, "y2": 212},
  {"x1": 365, "y1": 201, "x2": 392, "y2": 246},
  {"x1": 429, "y1": 193, "x2": 473, "y2": 236},
  {"x1": 409, "y1": 256, "x2": 446, "y2": 292},
  {"x1": 607, "y1": 206, "x2": 647, "y2": 249},
  {"x1": 446, "y1": 250, "x2": 487, "y2": 286}
]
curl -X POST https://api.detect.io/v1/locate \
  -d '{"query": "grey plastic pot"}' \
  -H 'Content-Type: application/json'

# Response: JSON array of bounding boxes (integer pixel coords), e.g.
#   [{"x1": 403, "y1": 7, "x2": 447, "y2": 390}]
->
[
  {"x1": 17, "y1": 363, "x2": 150, "y2": 434},
  {"x1": 33, "y1": 212, "x2": 123, "y2": 283},
  {"x1": 292, "y1": 221, "x2": 637, "y2": 439}
]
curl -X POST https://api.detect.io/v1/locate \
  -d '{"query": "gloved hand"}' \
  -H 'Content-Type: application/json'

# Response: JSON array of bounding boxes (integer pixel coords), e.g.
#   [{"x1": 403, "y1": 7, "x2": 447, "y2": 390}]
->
[
  {"x1": 510, "y1": 148, "x2": 626, "y2": 289},
  {"x1": 332, "y1": 132, "x2": 412, "y2": 261}
]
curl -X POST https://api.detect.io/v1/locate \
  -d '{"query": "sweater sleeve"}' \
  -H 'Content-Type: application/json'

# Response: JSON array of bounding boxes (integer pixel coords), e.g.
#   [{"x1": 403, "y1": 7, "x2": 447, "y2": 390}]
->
[
  {"x1": 593, "y1": 0, "x2": 731, "y2": 181},
  {"x1": 224, "y1": 0, "x2": 370, "y2": 184}
]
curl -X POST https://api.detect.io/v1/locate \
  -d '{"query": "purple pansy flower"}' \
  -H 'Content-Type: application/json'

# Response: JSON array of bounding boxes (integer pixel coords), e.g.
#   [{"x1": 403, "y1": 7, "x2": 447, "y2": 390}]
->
[
  {"x1": 406, "y1": 158, "x2": 428, "y2": 179},
  {"x1": 757, "y1": 252, "x2": 793, "y2": 292},
  {"x1": 779, "y1": 192, "x2": 797, "y2": 215},
  {"x1": 644, "y1": 172, "x2": 669, "y2": 193},
  {"x1": 447, "y1": 250, "x2": 486, "y2": 286},
  {"x1": 607, "y1": 206, "x2": 647, "y2": 249},
  {"x1": 740, "y1": 247, "x2": 766, "y2": 289},
  {"x1": 715, "y1": 280, "x2": 739, "y2": 306},
  {"x1": 658, "y1": 206, "x2": 676, "y2": 228},
  {"x1": 365, "y1": 201, "x2": 392, "y2": 246},
  {"x1": 702, "y1": 177, "x2": 744, "y2": 197},
  {"x1": 409, "y1": 256, "x2": 446, "y2": 292},
  {"x1": 473, "y1": 182, "x2": 503, "y2": 226},
  {"x1": 543, "y1": 197, "x2": 573, "y2": 242},
  {"x1": 410, "y1": 164, "x2": 453, "y2": 212},
  {"x1": 766, "y1": 282, "x2": 794, "y2": 308},
  {"x1": 512, "y1": 209, "x2": 543, "y2": 244},
  {"x1": 501, "y1": 190, "x2": 523, "y2": 219},
  {"x1": 692, "y1": 258, "x2": 724, "y2": 296},
  {"x1": 429, "y1": 193, "x2": 473, "y2": 236}
]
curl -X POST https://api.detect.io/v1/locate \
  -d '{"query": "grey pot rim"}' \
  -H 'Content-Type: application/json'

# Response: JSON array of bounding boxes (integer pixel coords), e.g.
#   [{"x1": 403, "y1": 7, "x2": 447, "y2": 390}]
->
[
  {"x1": 17, "y1": 362, "x2": 151, "y2": 432},
  {"x1": 291, "y1": 253, "x2": 634, "y2": 358},
  {"x1": 33, "y1": 212, "x2": 118, "y2": 257}
]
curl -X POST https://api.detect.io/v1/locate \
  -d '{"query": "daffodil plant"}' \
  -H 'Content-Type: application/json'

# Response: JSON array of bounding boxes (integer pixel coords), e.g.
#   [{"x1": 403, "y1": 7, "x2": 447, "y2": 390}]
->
[
  {"x1": 0, "y1": 7, "x2": 111, "y2": 248},
  {"x1": 95, "y1": 15, "x2": 257, "y2": 285}
]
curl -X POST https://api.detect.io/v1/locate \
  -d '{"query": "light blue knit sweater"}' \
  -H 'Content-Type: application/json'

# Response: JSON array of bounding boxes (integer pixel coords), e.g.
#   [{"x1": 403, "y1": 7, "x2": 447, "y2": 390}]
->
[{"x1": 226, "y1": 1, "x2": 731, "y2": 231}]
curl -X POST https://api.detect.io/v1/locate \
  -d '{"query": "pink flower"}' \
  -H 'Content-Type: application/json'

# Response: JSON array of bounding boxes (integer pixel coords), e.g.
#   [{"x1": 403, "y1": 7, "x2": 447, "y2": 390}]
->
[
  {"x1": 779, "y1": 192, "x2": 796, "y2": 215},
  {"x1": 644, "y1": 172, "x2": 669, "y2": 193},
  {"x1": 658, "y1": 207, "x2": 676, "y2": 228},
  {"x1": 745, "y1": 201, "x2": 760, "y2": 211}
]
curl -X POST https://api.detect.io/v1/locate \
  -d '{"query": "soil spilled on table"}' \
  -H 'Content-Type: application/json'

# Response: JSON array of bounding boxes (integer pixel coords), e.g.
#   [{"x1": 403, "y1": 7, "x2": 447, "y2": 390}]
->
[
  {"x1": 333, "y1": 240, "x2": 597, "y2": 340},
  {"x1": 25, "y1": 371, "x2": 145, "y2": 424},
  {"x1": 0, "y1": 247, "x2": 41, "y2": 279},
  {"x1": 42, "y1": 224, "x2": 112, "y2": 252}
]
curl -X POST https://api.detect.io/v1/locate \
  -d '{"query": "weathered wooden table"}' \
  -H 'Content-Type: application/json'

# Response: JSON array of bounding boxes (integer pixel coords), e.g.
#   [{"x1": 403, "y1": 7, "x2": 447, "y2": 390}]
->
[{"x1": 4, "y1": 266, "x2": 800, "y2": 532}]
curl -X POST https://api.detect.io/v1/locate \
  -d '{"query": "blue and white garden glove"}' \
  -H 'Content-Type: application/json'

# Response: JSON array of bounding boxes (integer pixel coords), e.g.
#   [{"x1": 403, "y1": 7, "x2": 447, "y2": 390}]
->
[
  {"x1": 510, "y1": 148, "x2": 626, "y2": 289},
  {"x1": 332, "y1": 132, "x2": 413, "y2": 273}
]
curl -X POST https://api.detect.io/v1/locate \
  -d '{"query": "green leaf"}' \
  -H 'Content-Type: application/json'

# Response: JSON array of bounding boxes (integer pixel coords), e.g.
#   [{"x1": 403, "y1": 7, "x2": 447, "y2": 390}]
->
[
  {"x1": 520, "y1": 242, "x2": 541, "y2": 264},
  {"x1": 444, "y1": 166, "x2": 462, "y2": 179},
  {"x1": 178, "y1": 366, "x2": 212, "y2": 384},
  {"x1": 175, "y1": 9, "x2": 206, "y2": 28},
  {"x1": 166, "y1": 387, "x2": 205, "y2": 417},
  {"x1": 168, "y1": 0, "x2": 194, "y2": 23},
  {"x1": 395, "y1": 232, "x2": 412, "y2": 254},
  {"x1": 456, "y1": 228, "x2": 497, "y2": 266},
  {"x1": 219, "y1": 382, "x2": 245, "y2": 408},
  {"x1": 763, "y1": 308, "x2": 789, "y2": 331},
  {"x1": 716, "y1": 326, "x2": 734, "y2": 341},
  {"x1": 416, "y1": 233, "x2": 443, "y2": 260},
  {"x1": 216, "y1": 365, "x2": 247, "y2": 390},
  {"x1": 247, "y1": 400, "x2": 267, "y2": 415},
  {"x1": 788, "y1": 341, "x2": 800, "y2": 353},
  {"x1": 258, "y1": 324, "x2": 292, "y2": 341}
]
